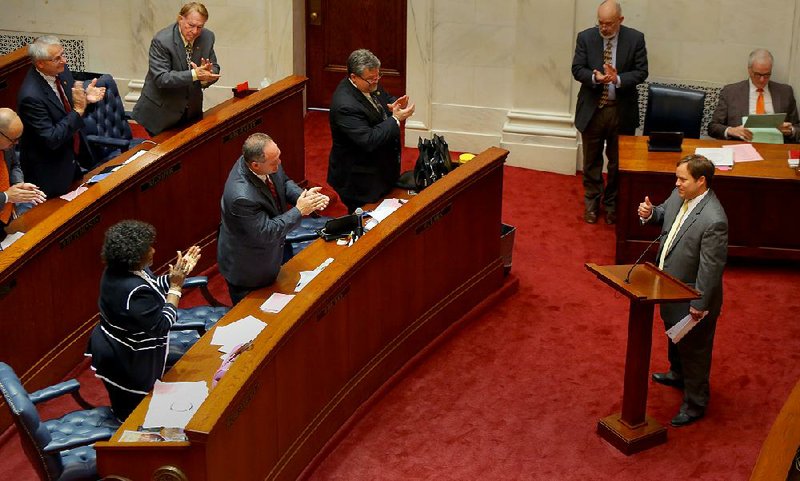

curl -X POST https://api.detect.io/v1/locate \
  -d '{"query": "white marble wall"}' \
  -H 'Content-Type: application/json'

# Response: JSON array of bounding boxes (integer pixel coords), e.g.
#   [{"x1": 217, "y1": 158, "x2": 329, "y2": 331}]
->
[
  {"x1": 4, "y1": 1, "x2": 800, "y2": 173},
  {"x1": 0, "y1": 0, "x2": 300, "y2": 110}
]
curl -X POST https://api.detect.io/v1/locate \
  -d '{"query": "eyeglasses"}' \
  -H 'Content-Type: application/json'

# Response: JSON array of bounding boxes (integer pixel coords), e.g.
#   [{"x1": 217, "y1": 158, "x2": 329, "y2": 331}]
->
[
  {"x1": 356, "y1": 72, "x2": 382, "y2": 85},
  {"x1": 751, "y1": 71, "x2": 772, "y2": 79},
  {"x1": 0, "y1": 130, "x2": 21, "y2": 145}
]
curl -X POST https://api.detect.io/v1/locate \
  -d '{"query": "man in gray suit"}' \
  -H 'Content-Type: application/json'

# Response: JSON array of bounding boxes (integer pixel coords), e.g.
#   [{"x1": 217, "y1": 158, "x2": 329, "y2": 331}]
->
[
  {"x1": 638, "y1": 154, "x2": 728, "y2": 427},
  {"x1": 217, "y1": 133, "x2": 329, "y2": 305},
  {"x1": 709, "y1": 49, "x2": 800, "y2": 142},
  {"x1": 132, "y1": 2, "x2": 220, "y2": 136}
]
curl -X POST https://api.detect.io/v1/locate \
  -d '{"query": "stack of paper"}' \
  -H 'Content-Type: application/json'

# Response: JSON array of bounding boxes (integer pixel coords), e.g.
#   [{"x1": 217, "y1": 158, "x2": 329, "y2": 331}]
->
[
  {"x1": 666, "y1": 314, "x2": 700, "y2": 343},
  {"x1": 210, "y1": 315, "x2": 267, "y2": 353},
  {"x1": 260, "y1": 293, "x2": 294, "y2": 313},
  {"x1": 694, "y1": 148, "x2": 733, "y2": 168},
  {"x1": 743, "y1": 114, "x2": 785, "y2": 144},
  {"x1": 789, "y1": 150, "x2": 800, "y2": 168},
  {"x1": 142, "y1": 380, "x2": 209, "y2": 429}
]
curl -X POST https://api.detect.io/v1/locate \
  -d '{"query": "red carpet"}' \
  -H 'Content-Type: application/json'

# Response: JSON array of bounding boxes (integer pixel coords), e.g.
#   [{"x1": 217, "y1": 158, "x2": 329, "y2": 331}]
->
[{"x1": 2, "y1": 111, "x2": 799, "y2": 481}]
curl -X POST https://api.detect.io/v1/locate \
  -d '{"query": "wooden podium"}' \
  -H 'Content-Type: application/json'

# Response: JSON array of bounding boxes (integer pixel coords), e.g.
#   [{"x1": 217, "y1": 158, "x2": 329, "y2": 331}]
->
[{"x1": 585, "y1": 262, "x2": 700, "y2": 455}]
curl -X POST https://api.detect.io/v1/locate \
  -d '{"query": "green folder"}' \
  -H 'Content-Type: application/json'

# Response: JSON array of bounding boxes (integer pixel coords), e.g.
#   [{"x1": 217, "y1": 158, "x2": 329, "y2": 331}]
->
[{"x1": 743, "y1": 114, "x2": 785, "y2": 144}]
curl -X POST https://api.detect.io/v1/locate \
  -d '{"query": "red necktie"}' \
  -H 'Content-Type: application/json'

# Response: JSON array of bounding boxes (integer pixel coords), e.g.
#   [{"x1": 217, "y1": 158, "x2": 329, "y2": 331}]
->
[
  {"x1": 756, "y1": 88, "x2": 766, "y2": 114},
  {"x1": 0, "y1": 151, "x2": 13, "y2": 224},
  {"x1": 55, "y1": 78, "x2": 80, "y2": 154},
  {"x1": 266, "y1": 176, "x2": 281, "y2": 210}
]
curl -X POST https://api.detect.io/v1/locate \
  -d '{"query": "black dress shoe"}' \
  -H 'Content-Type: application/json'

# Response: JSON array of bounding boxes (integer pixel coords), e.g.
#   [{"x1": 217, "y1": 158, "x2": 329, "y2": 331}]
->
[
  {"x1": 605, "y1": 212, "x2": 616, "y2": 224},
  {"x1": 583, "y1": 210, "x2": 598, "y2": 224},
  {"x1": 671, "y1": 411, "x2": 703, "y2": 427},
  {"x1": 652, "y1": 371, "x2": 684, "y2": 388}
]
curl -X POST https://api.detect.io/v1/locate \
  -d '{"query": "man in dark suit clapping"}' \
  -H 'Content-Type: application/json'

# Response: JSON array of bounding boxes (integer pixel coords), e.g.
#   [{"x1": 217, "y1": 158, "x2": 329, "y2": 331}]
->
[
  {"x1": 572, "y1": 0, "x2": 648, "y2": 225},
  {"x1": 328, "y1": 49, "x2": 415, "y2": 213}
]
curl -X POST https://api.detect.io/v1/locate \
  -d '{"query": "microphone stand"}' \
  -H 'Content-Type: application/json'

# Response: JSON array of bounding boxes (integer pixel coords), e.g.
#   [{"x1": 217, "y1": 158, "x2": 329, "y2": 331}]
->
[{"x1": 624, "y1": 233, "x2": 665, "y2": 283}]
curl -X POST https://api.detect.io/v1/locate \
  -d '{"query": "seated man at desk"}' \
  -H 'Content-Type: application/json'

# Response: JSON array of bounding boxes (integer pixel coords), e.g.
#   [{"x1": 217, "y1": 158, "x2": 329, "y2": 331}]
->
[
  {"x1": 17, "y1": 35, "x2": 106, "y2": 198},
  {"x1": 218, "y1": 133, "x2": 329, "y2": 305},
  {"x1": 1, "y1": 108, "x2": 46, "y2": 237},
  {"x1": 132, "y1": 2, "x2": 221, "y2": 135},
  {"x1": 708, "y1": 49, "x2": 800, "y2": 143}
]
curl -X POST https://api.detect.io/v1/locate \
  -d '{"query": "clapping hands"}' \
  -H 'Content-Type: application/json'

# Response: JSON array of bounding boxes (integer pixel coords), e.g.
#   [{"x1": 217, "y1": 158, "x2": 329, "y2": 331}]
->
[{"x1": 168, "y1": 246, "x2": 202, "y2": 287}]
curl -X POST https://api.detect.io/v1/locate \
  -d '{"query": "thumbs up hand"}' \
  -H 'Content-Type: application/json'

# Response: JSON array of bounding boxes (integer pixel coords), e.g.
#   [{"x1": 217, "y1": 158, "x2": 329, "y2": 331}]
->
[{"x1": 638, "y1": 195, "x2": 653, "y2": 219}]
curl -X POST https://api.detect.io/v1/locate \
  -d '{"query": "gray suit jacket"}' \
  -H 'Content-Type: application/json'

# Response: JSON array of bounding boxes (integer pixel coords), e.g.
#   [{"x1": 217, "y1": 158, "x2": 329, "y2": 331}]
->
[
  {"x1": 132, "y1": 23, "x2": 220, "y2": 135},
  {"x1": 708, "y1": 79, "x2": 800, "y2": 142},
  {"x1": 2, "y1": 147, "x2": 23, "y2": 208},
  {"x1": 217, "y1": 156, "x2": 303, "y2": 288},
  {"x1": 649, "y1": 189, "x2": 728, "y2": 326}
]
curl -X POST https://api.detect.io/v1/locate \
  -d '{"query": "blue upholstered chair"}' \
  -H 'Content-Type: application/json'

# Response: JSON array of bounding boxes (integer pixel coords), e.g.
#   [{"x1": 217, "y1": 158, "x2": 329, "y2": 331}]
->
[
  {"x1": 82, "y1": 74, "x2": 145, "y2": 163},
  {"x1": 166, "y1": 276, "x2": 230, "y2": 368},
  {"x1": 643, "y1": 84, "x2": 707, "y2": 139},
  {"x1": 0, "y1": 362, "x2": 120, "y2": 481}
]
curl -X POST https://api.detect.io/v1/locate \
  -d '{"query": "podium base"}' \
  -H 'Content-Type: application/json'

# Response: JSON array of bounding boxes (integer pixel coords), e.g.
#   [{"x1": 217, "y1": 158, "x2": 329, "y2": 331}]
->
[{"x1": 597, "y1": 413, "x2": 667, "y2": 455}]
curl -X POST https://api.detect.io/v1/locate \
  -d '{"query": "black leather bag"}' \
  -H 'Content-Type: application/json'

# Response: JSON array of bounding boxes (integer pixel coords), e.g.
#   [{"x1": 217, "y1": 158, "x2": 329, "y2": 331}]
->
[
  {"x1": 397, "y1": 135, "x2": 453, "y2": 192},
  {"x1": 317, "y1": 214, "x2": 360, "y2": 241}
]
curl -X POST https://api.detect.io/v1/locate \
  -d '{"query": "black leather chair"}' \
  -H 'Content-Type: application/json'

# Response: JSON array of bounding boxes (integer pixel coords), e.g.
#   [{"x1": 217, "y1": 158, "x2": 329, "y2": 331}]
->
[
  {"x1": 643, "y1": 84, "x2": 707, "y2": 139},
  {"x1": 82, "y1": 74, "x2": 145, "y2": 163},
  {"x1": 0, "y1": 362, "x2": 120, "y2": 481}
]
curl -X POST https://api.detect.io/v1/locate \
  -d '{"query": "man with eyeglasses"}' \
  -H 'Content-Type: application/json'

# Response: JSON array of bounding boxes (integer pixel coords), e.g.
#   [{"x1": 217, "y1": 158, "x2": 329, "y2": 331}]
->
[
  {"x1": 572, "y1": 0, "x2": 648, "y2": 225},
  {"x1": 709, "y1": 49, "x2": 800, "y2": 142},
  {"x1": 17, "y1": 35, "x2": 106, "y2": 198},
  {"x1": 132, "y1": 2, "x2": 220, "y2": 136},
  {"x1": 0, "y1": 108, "x2": 46, "y2": 239},
  {"x1": 328, "y1": 48, "x2": 415, "y2": 213}
]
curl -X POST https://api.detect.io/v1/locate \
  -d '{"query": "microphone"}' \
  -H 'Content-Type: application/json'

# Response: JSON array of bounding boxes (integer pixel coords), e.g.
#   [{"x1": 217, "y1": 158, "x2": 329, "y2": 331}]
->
[
  {"x1": 624, "y1": 233, "x2": 665, "y2": 283},
  {"x1": 354, "y1": 207, "x2": 364, "y2": 237}
]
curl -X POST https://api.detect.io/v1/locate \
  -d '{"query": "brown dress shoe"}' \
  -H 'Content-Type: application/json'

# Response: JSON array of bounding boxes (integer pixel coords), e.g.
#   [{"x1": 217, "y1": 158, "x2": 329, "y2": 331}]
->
[{"x1": 583, "y1": 210, "x2": 598, "y2": 224}]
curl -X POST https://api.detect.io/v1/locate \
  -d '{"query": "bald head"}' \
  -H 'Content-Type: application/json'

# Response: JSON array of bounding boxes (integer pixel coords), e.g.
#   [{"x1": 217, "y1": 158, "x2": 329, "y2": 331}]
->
[
  {"x1": 597, "y1": 1, "x2": 623, "y2": 39},
  {"x1": 0, "y1": 108, "x2": 22, "y2": 149}
]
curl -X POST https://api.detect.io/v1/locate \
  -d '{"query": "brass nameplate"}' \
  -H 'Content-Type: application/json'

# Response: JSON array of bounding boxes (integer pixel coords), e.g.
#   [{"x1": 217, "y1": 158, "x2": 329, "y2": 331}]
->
[
  {"x1": 141, "y1": 162, "x2": 181, "y2": 192},
  {"x1": 222, "y1": 118, "x2": 262, "y2": 144},
  {"x1": 225, "y1": 380, "x2": 261, "y2": 428},
  {"x1": 59, "y1": 215, "x2": 100, "y2": 249},
  {"x1": 316, "y1": 284, "x2": 350, "y2": 321},
  {"x1": 415, "y1": 204, "x2": 452, "y2": 235}
]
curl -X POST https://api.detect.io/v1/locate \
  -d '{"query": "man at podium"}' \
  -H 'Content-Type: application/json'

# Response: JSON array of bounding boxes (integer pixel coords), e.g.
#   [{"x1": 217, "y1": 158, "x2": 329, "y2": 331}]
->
[{"x1": 637, "y1": 155, "x2": 728, "y2": 427}]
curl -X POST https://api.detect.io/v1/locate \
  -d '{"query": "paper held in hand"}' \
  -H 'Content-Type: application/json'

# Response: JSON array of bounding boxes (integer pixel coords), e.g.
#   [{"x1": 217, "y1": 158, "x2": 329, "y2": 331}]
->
[{"x1": 666, "y1": 313, "x2": 701, "y2": 343}]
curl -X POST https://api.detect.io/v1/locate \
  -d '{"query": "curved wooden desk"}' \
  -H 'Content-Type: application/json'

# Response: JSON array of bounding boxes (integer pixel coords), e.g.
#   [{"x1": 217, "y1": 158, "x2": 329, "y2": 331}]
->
[
  {"x1": 750, "y1": 378, "x2": 800, "y2": 480},
  {"x1": 0, "y1": 46, "x2": 30, "y2": 109},
  {"x1": 95, "y1": 148, "x2": 509, "y2": 481},
  {"x1": 0, "y1": 76, "x2": 307, "y2": 433},
  {"x1": 616, "y1": 136, "x2": 800, "y2": 263}
]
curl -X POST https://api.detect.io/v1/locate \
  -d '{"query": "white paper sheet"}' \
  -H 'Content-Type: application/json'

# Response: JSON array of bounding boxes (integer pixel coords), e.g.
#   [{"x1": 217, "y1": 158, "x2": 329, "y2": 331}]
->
[
  {"x1": 210, "y1": 315, "x2": 267, "y2": 353},
  {"x1": 694, "y1": 148, "x2": 734, "y2": 167},
  {"x1": 123, "y1": 149, "x2": 148, "y2": 165},
  {"x1": 59, "y1": 185, "x2": 88, "y2": 201},
  {"x1": 0, "y1": 231, "x2": 24, "y2": 250},
  {"x1": 294, "y1": 257, "x2": 334, "y2": 292},
  {"x1": 368, "y1": 198, "x2": 405, "y2": 223},
  {"x1": 666, "y1": 314, "x2": 700, "y2": 343},
  {"x1": 142, "y1": 380, "x2": 208, "y2": 429}
]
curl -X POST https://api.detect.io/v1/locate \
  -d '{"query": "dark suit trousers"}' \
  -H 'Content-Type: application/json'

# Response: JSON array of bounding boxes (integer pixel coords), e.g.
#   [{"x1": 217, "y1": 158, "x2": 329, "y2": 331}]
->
[
  {"x1": 665, "y1": 311, "x2": 719, "y2": 416},
  {"x1": 581, "y1": 104, "x2": 620, "y2": 214}
]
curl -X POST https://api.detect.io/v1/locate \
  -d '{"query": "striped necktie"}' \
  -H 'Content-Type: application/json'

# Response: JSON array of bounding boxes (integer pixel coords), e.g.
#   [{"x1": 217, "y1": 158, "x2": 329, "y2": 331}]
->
[{"x1": 598, "y1": 39, "x2": 613, "y2": 108}]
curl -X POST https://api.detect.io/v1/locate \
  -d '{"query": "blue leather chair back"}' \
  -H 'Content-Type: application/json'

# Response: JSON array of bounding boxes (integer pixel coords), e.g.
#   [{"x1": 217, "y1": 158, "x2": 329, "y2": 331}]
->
[
  {"x1": 0, "y1": 362, "x2": 62, "y2": 480},
  {"x1": 643, "y1": 84, "x2": 707, "y2": 139},
  {"x1": 82, "y1": 74, "x2": 134, "y2": 161}
]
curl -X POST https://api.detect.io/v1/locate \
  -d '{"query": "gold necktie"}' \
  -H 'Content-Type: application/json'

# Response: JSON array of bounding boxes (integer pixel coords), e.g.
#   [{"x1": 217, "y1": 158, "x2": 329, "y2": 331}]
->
[
  {"x1": 659, "y1": 200, "x2": 689, "y2": 269},
  {"x1": 598, "y1": 39, "x2": 613, "y2": 108}
]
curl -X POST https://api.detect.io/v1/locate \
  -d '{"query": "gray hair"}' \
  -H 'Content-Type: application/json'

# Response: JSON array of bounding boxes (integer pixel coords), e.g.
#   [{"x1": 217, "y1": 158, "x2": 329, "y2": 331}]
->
[
  {"x1": 29, "y1": 35, "x2": 62, "y2": 61},
  {"x1": 748, "y1": 49, "x2": 774, "y2": 68},
  {"x1": 347, "y1": 49, "x2": 381, "y2": 76},
  {"x1": 600, "y1": 0, "x2": 622, "y2": 17},
  {"x1": 242, "y1": 132, "x2": 274, "y2": 164}
]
